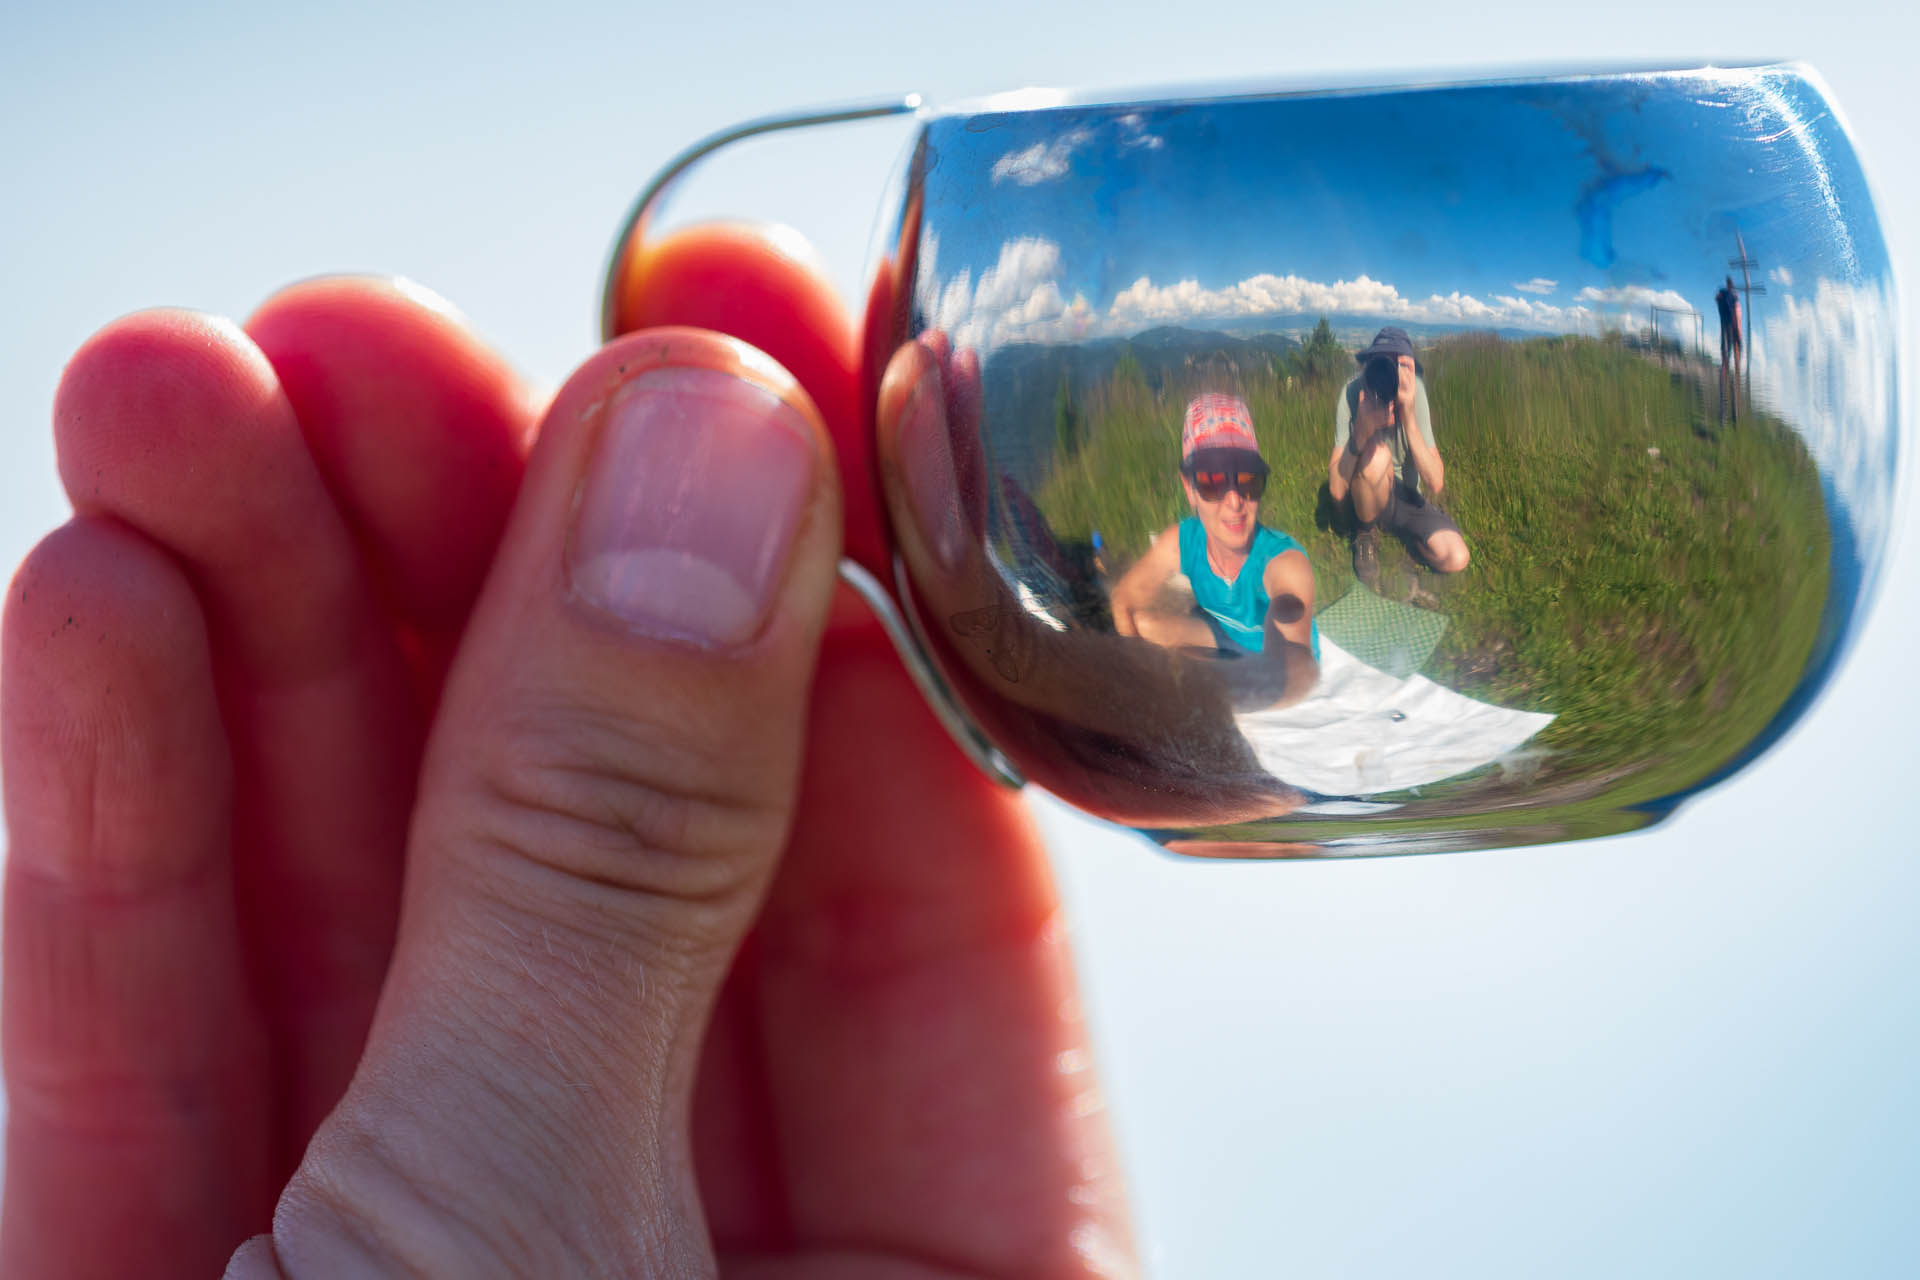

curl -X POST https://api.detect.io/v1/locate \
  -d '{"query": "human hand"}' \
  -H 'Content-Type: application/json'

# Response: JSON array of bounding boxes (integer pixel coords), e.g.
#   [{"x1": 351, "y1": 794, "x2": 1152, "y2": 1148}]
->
[
  {"x1": 2, "y1": 227, "x2": 1133, "y2": 1277},
  {"x1": 1353, "y1": 389, "x2": 1392, "y2": 447}
]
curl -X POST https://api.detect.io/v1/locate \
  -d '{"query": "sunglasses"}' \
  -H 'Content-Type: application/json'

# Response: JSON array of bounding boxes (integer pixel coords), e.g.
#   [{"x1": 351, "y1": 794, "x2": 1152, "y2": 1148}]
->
[
  {"x1": 601, "y1": 65, "x2": 1897, "y2": 859},
  {"x1": 1185, "y1": 465, "x2": 1268, "y2": 504}
]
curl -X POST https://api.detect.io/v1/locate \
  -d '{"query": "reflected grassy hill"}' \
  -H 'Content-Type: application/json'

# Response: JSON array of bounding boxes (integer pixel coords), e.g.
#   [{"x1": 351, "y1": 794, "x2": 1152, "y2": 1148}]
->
[{"x1": 1032, "y1": 331, "x2": 1831, "y2": 803}]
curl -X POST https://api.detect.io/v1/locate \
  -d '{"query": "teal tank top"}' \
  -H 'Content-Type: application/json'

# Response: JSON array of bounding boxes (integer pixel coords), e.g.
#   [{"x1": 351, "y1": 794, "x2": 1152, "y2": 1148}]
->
[{"x1": 1178, "y1": 518, "x2": 1320, "y2": 658}]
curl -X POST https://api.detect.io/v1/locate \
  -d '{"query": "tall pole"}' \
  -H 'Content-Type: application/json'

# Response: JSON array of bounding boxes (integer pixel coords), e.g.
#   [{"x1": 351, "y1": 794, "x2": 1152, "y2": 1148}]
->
[{"x1": 1730, "y1": 231, "x2": 1766, "y2": 403}]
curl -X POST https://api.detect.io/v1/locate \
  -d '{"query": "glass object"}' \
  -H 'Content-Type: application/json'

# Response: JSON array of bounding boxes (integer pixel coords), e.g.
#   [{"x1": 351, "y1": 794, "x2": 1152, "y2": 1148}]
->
[{"x1": 603, "y1": 65, "x2": 1899, "y2": 857}]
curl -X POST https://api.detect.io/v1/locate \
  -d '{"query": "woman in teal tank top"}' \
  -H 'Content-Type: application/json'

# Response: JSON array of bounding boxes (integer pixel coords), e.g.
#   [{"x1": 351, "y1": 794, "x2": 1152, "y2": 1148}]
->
[
  {"x1": 1109, "y1": 392, "x2": 1324, "y2": 710},
  {"x1": 1177, "y1": 518, "x2": 1321, "y2": 659}
]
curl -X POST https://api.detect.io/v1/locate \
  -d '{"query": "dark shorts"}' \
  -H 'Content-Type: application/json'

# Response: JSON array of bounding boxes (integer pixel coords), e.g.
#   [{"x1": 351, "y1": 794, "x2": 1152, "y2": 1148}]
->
[{"x1": 1379, "y1": 481, "x2": 1461, "y2": 549}]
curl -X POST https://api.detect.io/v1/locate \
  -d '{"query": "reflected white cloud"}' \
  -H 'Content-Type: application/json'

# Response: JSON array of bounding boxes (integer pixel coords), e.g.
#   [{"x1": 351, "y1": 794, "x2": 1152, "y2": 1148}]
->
[
  {"x1": 1116, "y1": 112, "x2": 1166, "y2": 151},
  {"x1": 1099, "y1": 268, "x2": 1625, "y2": 335},
  {"x1": 1111, "y1": 271, "x2": 1400, "y2": 325},
  {"x1": 989, "y1": 115, "x2": 1163, "y2": 187},
  {"x1": 1574, "y1": 283, "x2": 1693, "y2": 312},
  {"x1": 1513, "y1": 277, "x2": 1558, "y2": 295},
  {"x1": 928, "y1": 236, "x2": 1097, "y2": 350},
  {"x1": 991, "y1": 127, "x2": 1094, "y2": 186},
  {"x1": 920, "y1": 237, "x2": 1712, "y2": 352},
  {"x1": 971, "y1": 238, "x2": 1064, "y2": 314},
  {"x1": 1771, "y1": 266, "x2": 1795, "y2": 287},
  {"x1": 1752, "y1": 276, "x2": 1901, "y2": 578},
  {"x1": 915, "y1": 229, "x2": 943, "y2": 321}
]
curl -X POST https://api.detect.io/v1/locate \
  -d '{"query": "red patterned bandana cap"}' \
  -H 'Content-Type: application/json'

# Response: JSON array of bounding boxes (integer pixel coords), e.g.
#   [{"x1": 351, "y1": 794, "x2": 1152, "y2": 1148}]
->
[{"x1": 1181, "y1": 394, "x2": 1259, "y2": 459}]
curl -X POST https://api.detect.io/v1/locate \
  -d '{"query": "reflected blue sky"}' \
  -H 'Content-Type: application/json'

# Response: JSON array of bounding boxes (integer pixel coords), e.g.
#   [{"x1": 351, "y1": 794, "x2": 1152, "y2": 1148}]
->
[
  {"x1": 915, "y1": 70, "x2": 1889, "y2": 347},
  {"x1": 911, "y1": 66, "x2": 1902, "y2": 666}
]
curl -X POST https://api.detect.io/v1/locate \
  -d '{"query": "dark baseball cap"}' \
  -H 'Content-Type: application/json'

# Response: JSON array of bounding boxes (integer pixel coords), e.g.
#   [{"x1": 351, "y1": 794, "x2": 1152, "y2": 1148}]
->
[{"x1": 1355, "y1": 326, "x2": 1418, "y2": 365}]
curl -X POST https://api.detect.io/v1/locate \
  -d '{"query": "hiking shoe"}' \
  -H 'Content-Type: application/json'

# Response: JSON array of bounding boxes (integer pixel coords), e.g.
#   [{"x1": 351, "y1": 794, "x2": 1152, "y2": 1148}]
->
[{"x1": 1353, "y1": 528, "x2": 1380, "y2": 590}]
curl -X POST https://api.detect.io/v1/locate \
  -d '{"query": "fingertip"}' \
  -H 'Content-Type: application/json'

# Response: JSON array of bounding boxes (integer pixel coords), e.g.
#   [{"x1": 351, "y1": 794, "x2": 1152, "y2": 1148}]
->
[
  {"x1": 57, "y1": 305, "x2": 264, "y2": 408},
  {"x1": 946, "y1": 345, "x2": 982, "y2": 414},
  {"x1": 5, "y1": 515, "x2": 208, "y2": 703},
  {"x1": 52, "y1": 309, "x2": 315, "y2": 568},
  {"x1": 246, "y1": 274, "x2": 522, "y2": 406},
  {"x1": 874, "y1": 338, "x2": 988, "y2": 576},
  {"x1": 918, "y1": 329, "x2": 952, "y2": 367},
  {"x1": 610, "y1": 223, "x2": 886, "y2": 574},
  {"x1": 610, "y1": 223, "x2": 852, "y2": 361},
  {"x1": 268, "y1": 274, "x2": 472, "y2": 329},
  {"x1": 3, "y1": 515, "x2": 226, "y2": 884},
  {"x1": 874, "y1": 341, "x2": 965, "y2": 577},
  {"x1": 245, "y1": 275, "x2": 533, "y2": 630},
  {"x1": 875, "y1": 334, "x2": 941, "y2": 437},
  {"x1": 55, "y1": 308, "x2": 268, "y2": 503}
]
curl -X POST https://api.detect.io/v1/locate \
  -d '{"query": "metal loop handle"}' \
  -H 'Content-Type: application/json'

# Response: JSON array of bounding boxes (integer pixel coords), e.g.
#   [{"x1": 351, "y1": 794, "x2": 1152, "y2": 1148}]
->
[
  {"x1": 598, "y1": 95, "x2": 922, "y2": 342},
  {"x1": 837, "y1": 559, "x2": 1025, "y2": 789}
]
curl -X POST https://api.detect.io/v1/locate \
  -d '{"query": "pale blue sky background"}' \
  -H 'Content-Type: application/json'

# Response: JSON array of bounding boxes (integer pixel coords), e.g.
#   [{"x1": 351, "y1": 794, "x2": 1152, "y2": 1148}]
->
[{"x1": 3, "y1": 3, "x2": 1917, "y2": 1276}]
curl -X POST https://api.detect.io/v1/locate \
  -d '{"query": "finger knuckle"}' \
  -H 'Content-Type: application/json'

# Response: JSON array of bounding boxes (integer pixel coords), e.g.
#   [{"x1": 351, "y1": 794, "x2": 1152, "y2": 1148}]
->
[
  {"x1": 440, "y1": 699, "x2": 789, "y2": 909},
  {"x1": 272, "y1": 1108, "x2": 569, "y2": 1278}
]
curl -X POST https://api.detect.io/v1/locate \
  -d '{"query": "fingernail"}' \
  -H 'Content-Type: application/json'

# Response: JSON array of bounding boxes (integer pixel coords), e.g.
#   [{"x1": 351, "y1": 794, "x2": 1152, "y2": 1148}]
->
[{"x1": 570, "y1": 365, "x2": 815, "y2": 646}]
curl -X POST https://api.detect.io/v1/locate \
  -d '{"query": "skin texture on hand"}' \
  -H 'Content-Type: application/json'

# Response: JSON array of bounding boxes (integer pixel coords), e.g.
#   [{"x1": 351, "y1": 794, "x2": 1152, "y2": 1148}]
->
[{"x1": 2, "y1": 228, "x2": 1134, "y2": 1277}]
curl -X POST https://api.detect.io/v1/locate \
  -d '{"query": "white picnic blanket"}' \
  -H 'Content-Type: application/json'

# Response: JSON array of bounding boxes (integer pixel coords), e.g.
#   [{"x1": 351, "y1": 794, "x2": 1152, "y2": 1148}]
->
[{"x1": 1235, "y1": 638, "x2": 1555, "y2": 797}]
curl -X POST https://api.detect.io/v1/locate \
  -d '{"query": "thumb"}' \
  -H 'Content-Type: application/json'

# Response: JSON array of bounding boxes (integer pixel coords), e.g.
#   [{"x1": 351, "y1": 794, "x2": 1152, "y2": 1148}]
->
[{"x1": 250, "y1": 331, "x2": 841, "y2": 1277}]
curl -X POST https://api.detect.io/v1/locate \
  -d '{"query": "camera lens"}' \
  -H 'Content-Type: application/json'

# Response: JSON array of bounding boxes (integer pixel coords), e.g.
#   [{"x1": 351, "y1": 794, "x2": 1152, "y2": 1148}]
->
[{"x1": 1363, "y1": 354, "x2": 1399, "y2": 403}]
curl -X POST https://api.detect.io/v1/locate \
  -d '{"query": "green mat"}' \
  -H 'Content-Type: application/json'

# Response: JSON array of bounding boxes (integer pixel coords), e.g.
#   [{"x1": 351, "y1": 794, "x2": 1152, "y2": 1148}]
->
[{"x1": 1315, "y1": 584, "x2": 1449, "y2": 678}]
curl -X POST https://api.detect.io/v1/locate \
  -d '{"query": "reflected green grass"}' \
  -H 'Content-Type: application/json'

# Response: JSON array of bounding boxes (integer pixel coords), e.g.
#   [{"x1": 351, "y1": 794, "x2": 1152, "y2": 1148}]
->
[{"x1": 1034, "y1": 331, "x2": 1831, "y2": 807}]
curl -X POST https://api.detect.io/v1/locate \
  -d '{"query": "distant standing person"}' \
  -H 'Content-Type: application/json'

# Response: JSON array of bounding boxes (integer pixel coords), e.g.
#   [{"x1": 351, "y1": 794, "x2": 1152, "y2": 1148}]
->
[
  {"x1": 1328, "y1": 326, "x2": 1469, "y2": 588},
  {"x1": 1716, "y1": 275, "x2": 1744, "y2": 423}
]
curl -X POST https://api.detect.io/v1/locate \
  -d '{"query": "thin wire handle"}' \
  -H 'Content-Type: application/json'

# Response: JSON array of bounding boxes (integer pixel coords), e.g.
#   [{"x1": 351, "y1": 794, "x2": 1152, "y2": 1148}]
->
[
  {"x1": 838, "y1": 559, "x2": 1025, "y2": 789},
  {"x1": 598, "y1": 95, "x2": 922, "y2": 342}
]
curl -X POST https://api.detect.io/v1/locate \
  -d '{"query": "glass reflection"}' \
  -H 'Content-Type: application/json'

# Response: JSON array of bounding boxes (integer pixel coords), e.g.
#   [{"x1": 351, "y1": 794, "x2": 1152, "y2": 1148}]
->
[
  {"x1": 1109, "y1": 388, "x2": 1321, "y2": 710},
  {"x1": 870, "y1": 66, "x2": 1896, "y2": 854}
]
